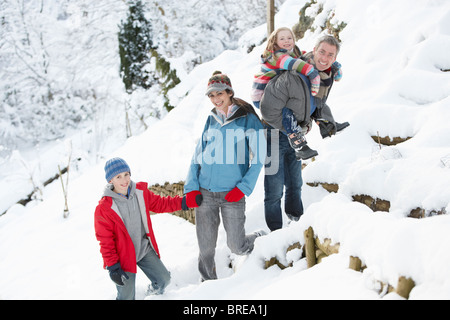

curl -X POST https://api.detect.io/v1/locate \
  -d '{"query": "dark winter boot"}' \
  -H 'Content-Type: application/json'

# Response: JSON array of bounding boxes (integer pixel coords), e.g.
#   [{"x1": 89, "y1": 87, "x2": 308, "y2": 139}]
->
[
  {"x1": 316, "y1": 119, "x2": 337, "y2": 138},
  {"x1": 336, "y1": 121, "x2": 350, "y2": 132},
  {"x1": 295, "y1": 145, "x2": 318, "y2": 161},
  {"x1": 317, "y1": 119, "x2": 350, "y2": 138},
  {"x1": 287, "y1": 132, "x2": 307, "y2": 150}
]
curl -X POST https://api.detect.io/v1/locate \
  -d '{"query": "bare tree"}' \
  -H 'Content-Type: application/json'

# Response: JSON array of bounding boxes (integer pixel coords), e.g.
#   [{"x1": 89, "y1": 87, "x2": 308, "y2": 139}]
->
[{"x1": 59, "y1": 140, "x2": 72, "y2": 218}]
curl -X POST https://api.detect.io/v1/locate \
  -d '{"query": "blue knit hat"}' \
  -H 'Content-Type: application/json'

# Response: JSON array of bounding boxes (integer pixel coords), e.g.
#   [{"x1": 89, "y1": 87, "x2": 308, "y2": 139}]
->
[{"x1": 104, "y1": 158, "x2": 131, "y2": 182}]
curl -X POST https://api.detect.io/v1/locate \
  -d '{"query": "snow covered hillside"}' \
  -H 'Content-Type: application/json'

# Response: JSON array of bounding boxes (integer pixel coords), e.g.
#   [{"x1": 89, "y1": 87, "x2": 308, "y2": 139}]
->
[
  {"x1": 1, "y1": 0, "x2": 450, "y2": 301},
  {"x1": 0, "y1": 0, "x2": 282, "y2": 215}
]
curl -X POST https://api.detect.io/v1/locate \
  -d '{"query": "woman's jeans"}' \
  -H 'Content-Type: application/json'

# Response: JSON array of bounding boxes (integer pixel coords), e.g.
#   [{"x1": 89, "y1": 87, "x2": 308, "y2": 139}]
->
[
  {"x1": 264, "y1": 127, "x2": 304, "y2": 231},
  {"x1": 116, "y1": 248, "x2": 171, "y2": 300},
  {"x1": 195, "y1": 188, "x2": 258, "y2": 281}
]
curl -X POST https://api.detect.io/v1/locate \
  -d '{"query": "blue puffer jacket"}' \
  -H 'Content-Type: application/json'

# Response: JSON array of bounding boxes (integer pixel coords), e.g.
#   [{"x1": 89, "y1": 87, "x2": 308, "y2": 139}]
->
[{"x1": 184, "y1": 102, "x2": 266, "y2": 197}]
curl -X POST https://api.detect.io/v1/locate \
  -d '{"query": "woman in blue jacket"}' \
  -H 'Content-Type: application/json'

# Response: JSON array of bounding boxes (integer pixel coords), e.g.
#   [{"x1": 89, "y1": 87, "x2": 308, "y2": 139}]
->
[{"x1": 184, "y1": 71, "x2": 267, "y2": 281}]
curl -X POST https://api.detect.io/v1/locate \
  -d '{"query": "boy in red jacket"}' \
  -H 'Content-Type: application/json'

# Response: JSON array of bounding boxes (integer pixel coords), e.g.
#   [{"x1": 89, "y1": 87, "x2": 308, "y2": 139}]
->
[{"x1": 94, "y1": 158, "x2": 201, "y2": 300}]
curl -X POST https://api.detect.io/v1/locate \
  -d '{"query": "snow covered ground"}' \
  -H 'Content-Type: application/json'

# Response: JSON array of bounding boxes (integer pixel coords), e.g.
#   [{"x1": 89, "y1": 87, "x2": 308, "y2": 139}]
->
[{"x1": 1, "y1": 0, "x2": 450, "y2": 301}]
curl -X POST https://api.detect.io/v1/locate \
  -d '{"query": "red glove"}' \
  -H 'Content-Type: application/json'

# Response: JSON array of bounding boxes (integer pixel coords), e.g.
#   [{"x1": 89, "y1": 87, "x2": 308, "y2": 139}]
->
[
  {"x1": 183, "y1": 190, "x2": 203, "y2": 209},
  {"x1": 225, "y1": 187, "x2": 245, "y2": 202}
]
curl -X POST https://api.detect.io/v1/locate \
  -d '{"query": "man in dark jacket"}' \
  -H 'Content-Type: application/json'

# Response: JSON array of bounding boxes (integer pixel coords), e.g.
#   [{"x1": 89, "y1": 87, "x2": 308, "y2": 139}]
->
[{"x1": 262, "y1": 35, "x2": 348, "y2": 232}]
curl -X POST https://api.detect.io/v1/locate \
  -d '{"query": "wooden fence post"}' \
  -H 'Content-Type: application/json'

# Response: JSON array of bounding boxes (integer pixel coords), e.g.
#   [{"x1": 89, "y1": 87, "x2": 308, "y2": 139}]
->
[
  {"x1": 304, "y1": 227, "x2": 316, "y2": 268},
  {"x1": 267, "y1": 0, "x2": 275, "y2": 36},
  {"x1": 349, "y1": 256, "x2": 362, "y2": 272},
  {"x1": 396, "y1": 276, "x2": 415, "y2": 299}
]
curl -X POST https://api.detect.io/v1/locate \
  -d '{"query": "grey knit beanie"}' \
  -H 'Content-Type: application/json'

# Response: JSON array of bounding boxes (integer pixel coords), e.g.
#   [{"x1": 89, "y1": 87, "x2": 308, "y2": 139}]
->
[{"x1": 205, "y1": 71, "x2": 234, "y2": 96}]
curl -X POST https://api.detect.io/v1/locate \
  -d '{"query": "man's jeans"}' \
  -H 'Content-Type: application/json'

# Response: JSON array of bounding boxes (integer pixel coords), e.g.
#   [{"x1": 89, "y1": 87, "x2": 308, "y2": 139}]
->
[
  {"x1": 116, "y1": 248, "x2": 171, "y2": 300},
  {"x1": 264, "y1": 128, "x2": 304, "y2": 231},
  {"x1": 195, "y1": 188, "x2": 258, "y2": 281}
]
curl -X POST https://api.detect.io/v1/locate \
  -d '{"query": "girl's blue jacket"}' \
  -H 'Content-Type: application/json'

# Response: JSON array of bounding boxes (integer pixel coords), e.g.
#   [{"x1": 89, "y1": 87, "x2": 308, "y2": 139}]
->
[{"x1": 184, "y1": 104, "x2": 266, "y2": 197}]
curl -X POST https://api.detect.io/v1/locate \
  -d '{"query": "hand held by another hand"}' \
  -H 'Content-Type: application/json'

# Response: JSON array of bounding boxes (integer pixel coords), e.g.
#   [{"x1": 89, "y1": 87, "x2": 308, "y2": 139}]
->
[{"x1": 182, "y1": 190, "x2": 203, "y2": 210}]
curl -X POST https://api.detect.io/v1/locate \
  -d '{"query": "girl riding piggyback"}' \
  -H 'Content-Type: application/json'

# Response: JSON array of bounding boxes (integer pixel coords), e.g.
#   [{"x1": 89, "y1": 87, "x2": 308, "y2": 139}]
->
[
  {"x1": 251, "y1": 28, "x2": 320, "y2": 107},
  {"x1": 251, "y1": 27, "x2": 320, "y2": 160}
]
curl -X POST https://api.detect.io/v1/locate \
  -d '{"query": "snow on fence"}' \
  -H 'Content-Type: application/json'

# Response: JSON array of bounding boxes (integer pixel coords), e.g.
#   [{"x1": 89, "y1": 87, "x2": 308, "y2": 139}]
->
[
  {"x1": 255, "y1": 194, "x2": 450, "y2": 300},
  {"x1": 306, "y1": 181, "x2": 447, "y2": 218},
  {"x1": 305, "y1": 134, "x2": 448, "y2": 218},
  {"x1": 259, "y1": 223, "x2": 417, "y2": 299},
  {"x1": 301, "y1": 226, "x2": 415, "y2": 299}
]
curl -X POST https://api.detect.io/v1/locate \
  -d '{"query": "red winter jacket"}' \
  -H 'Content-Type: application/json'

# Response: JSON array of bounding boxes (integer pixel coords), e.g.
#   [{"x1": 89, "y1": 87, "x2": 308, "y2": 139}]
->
[{"x1": 94, "y1": 182, "x2": 182, "y2": 273}]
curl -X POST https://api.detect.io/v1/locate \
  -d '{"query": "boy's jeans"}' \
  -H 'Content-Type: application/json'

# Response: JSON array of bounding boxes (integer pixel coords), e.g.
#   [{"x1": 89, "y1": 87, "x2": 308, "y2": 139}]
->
[
  {"x1": 116, "y1": 248, "x2": 171, "y2": 300},
  {"x1": 195, "y1": 188, "x2": 258, "y2": 281},
  {"x1": 264, "y1": 127, "x2": 304, "y2": 231}
]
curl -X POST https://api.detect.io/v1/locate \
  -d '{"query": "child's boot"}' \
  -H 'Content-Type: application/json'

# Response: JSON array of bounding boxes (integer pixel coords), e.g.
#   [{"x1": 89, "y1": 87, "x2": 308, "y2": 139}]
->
[
  {"x1": 316, "y1": 119, "x2": 336, "y2": 138},
  {"x1": 295, "y1": 145, "x2": 318, "y2": 161},
  {"x1": 317, "y1": 119, "x2": 350, "y2": 138},
  {"x1": 336, "y1": 121, "x2": 350, "y2": 132},
  {"x1": 288, "y1": 132, "x2": 318, "y2": 161},
  {"x1": 288, "y1": 132, "x2": 307, "y2": 150}
]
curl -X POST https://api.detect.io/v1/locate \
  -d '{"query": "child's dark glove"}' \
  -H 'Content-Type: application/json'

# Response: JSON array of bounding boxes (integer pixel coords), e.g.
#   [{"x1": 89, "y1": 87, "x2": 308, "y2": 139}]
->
[
  {"x1": 107, "y1": 262, "x2": 129, "y2": 287},
  {"x1": 182, "y1": 190, "x2": 203, "y2": 210}
]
